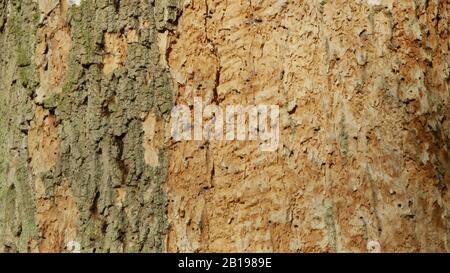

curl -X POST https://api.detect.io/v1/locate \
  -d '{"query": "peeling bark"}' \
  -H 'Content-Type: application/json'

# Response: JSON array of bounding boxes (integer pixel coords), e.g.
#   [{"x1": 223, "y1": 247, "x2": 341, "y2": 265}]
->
[
  {"x1": 0, "y1": 0, "x2": 449, "y2": 253},
  {"x1": 165, "y1": 0, "x2": 450, "y2": 252},
  {"x1": 0, "y1": 0, "x2": 178, "y2": 253}
]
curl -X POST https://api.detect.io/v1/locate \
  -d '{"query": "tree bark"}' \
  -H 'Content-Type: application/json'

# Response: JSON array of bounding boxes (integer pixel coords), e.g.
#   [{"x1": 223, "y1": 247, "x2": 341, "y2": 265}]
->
[{"x1": 0, "y1": 0, "x2": 449, "y2": 253}]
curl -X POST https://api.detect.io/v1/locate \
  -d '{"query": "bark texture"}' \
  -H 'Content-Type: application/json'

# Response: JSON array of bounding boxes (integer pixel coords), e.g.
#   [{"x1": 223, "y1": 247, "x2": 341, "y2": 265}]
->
[
  {"x1": 165, "y1": 0, "x2": 450, "y2": 252},
  {"x1": 0, "y1": 0, "x2": 449, "y2": 253},
  {"x1": 0, "y1": 0, "x2": 179, "y2": 252}
]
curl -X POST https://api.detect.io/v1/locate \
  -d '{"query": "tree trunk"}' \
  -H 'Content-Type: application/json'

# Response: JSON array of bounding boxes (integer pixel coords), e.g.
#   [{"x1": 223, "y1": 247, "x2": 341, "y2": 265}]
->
[{"x1": 0, "y1": 0, "x2": 449, "y2": 253}]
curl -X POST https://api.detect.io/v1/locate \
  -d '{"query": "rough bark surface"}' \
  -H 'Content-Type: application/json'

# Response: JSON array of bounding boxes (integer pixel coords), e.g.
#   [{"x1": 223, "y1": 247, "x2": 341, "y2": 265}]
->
[
  {"x1": 0, "y1": 0, "x2": 179, "y2": 252},
  {"x1": 165, "y1": 0, "x2": 450, "y2": 252},
  {"x1": 0, "y1": 0, "x2": 449, "y2": 253}
]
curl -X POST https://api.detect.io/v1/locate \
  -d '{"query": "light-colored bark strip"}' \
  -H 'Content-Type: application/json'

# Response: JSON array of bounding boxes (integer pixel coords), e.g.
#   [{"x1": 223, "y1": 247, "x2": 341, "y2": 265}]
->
[{"x1": 166, "y1": 0, "x2": 449, "y2": 252}]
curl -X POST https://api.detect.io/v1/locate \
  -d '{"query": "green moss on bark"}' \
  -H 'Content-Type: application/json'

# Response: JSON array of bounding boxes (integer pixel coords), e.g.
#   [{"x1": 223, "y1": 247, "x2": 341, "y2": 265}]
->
[
  {"x1": 0, "y1": 0, "x2": 40, "y2": 252},
  {"x1": 0, "y1": 0, "x2": 181, "y2": 253}
]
